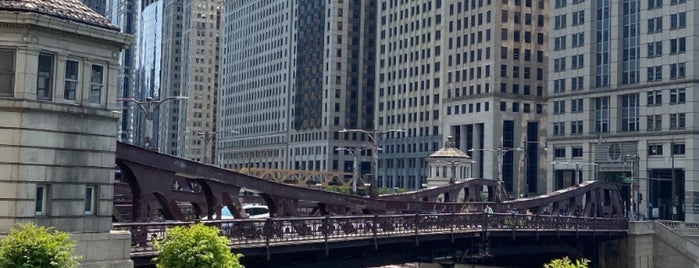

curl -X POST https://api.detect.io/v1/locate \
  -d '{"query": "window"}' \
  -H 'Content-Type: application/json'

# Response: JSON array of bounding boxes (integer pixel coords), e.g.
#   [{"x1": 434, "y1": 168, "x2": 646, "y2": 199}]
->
[
  {"x1": 571, "y1": 121, "x2": 583, "y2": 135},
  {"x1": 594, "y1": 97, "x2": 609, "y2": 133},
  {"x1": 648, "y1": 0, "x2": 662, "y2": 9},
  {"x1": 572, "y1": 147, "x2": 583, "y2": 157},
  {"x1": 35, "y1": 184, "x2": 47, "y2": 215},
  {"x1": 554, "y1": 15, "x2": 567, "y2": 29},
  {"x1": 0, "y1": 49, "x2": 14, "y2": 97},
  {"x1": 554, "y1": 148, "x2": 566, "y2": 158},
  {"x1": 647, "y1": 90, "x2": 662, "y2": 106},
  {"x1": 670, "y1": 88, "x2": 685, "y2": 104},
  {"x1": 646, "y1": 115, "x2": 662, "y2": 131},
  {"x1": 64, "y1": 60, "x2": 79, "y2": 101},
  {"x1": 647, "y1": 41, "x2": 662, "y2": 58},
  {"x1": 670, "y1": 12, "x2": 686, "y2": 29},
  {"x1": 571, "y1": 98, "x2": 583, "y2": 113},
  {"x1": 553, "y1": 79, "x2": 565, "y2": 93},
  {"x1": 670, "y1": 113, "x2": 686, "y2": 130},
  {"x1": 554, "y1": 57, "x2": 566, "y2": 72},
  {"x1": 553, "y1": 101, "x2": 565, "y2": 114},
  {"x1": 672, "y1": 143, "x2": 685, "y2": 155},
  {"x1": 670, "y1": 37, "x2": 686, "y2": 54},
  {"x1": 85, "y1": 186, "x2": 95, "y2": 215},
  {"x1": 90, "y1": 65, "x2": 104, "y2": 104},
  {"x1": 571, "y1": 32, "x2": 584, "y2": 47},
  {"x1": 554, "y1": 36, "x2": 566, "y2": 51},
  {"x1": 621, "y1": 94, "x2": 639, "y2": 132},
  {"x1": 571, "y1": 76, "x2": 583, "y2": 91},
  {"x1": 670, "y1": 63, "x2": 686, "y2": 79},
  {"x1": 648, "y1": 144, "x2": 663, "y2": 155},
  {"x1": 37, "y1": 53, "x2": 55, "y2": 100},
  {"x1": 555, "y1": 0, "x2": 566, "y2": 8},
  {"x1": 572, "y1": 10, "x2": 584, "y2": 25},
  {"x1": 648, "y1": 17, "x2": 662, "y2": 33},
  {"x1": 647, "y1": 66, "x2": 662, "y2": 82},
  {"x1": 571, "y1": 54, "x2": 584, "y2": 69},
  {"x1": 553, "y1": 122, "x2": 565, "y2": 136}
]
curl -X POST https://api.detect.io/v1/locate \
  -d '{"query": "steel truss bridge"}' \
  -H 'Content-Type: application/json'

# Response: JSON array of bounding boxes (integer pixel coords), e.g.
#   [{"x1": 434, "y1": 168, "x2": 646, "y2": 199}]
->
[{"x1": 113, "y1": 142, "x2": 629, "y2": 266}]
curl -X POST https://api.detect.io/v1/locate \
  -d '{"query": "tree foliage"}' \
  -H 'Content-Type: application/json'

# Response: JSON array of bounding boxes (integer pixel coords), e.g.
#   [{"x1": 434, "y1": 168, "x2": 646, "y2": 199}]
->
[
  {"x1": 153, "y1": 223, "x2": 243, "y2": 268},
  {"x1": 0, "y1": 222, "x2": 81, "y2": 268},
  {"x1": 544, "y1": 257, "x2": 590, "y2": 268}
]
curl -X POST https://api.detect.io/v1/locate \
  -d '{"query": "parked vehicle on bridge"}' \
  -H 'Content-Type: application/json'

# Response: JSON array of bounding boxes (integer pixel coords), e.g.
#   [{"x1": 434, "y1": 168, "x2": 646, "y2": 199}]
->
[{"x1": 203, "y1": 204, "x2": 269, "y2": 220}]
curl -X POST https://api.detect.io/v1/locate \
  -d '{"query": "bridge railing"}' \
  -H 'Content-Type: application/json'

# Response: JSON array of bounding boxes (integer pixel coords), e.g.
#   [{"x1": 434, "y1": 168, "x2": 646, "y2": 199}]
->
[{"x1": 113, "y1": 213, "x2": 627, "y2": 254}]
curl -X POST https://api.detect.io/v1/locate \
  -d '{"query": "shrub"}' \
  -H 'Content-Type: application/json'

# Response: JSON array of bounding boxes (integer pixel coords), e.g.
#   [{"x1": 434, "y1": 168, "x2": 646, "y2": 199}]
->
[
  {"x1": 544, "y1": 257, "x2": 590, "y2": 268},
  {"x1": 153, "y1": 223, "x2": 243, "y2": 268},
  {"x1": 0, "y1": 222, "x2": 81, "y2": 268}
]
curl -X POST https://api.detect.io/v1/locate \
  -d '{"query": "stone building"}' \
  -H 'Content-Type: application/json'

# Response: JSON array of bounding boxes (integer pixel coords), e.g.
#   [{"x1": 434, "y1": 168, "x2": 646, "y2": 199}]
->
[
  {"x1": 548, "y1": 0, "x2": 695, "y2": 221},
  {"x1": 0, "y1": 0, "x2": 131, "y2": 267}
]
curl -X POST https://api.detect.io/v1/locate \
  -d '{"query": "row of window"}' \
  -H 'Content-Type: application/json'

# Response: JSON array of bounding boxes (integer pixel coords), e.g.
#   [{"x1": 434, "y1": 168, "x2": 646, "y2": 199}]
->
[
  {"x1": 553, "y1": 33, "x2": 585, "y2": 51},
  {"x1": 553, "y1": 88, "x2": 685, "y2": 115},
  {"x1": 35, "y1": 185, "x2": 96, "y2": 216},
  {"x1": 646, "y1": 37, "x2": 687, "y2": 58},
  {"x1": 552, "y1": 112, "x2": 686, "y2": 137},
  {"x1": 552, "y1": 142, "x2": 685, "y2": 160},
  {"x1": 554, "y1": 0, "x2": 585, "y2": 9},
  {"x1": 0, "y1": 49, "x2": 106, "y2": 105},
  {"x1": 648, "y1": 0, "x2": 687, "y2": 9},
  {"x1": 646, "y1": 63, "x2": 686, "y2": 82}
]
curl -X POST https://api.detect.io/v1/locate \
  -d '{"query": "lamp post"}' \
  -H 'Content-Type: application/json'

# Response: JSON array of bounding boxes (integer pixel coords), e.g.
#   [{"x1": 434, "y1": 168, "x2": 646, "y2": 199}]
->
[
  {"x1": 469, "y1": 145, "x2": 523, "y2": 200},
  {"x1": 336, "y1": 147, "x2": 369, "y2": 194},
  {"x1": 118, "y1": 96, "x2": 188, "y2": 149},
  {"x1": 338, "y1": 128, "x2": 405, "y2": 198},
  {"x1": 196, "y1": 130, "x2": 239, "y2": 164},
  {"x1": 623, "y1": 153, "x2": 640, "y2": 218}
]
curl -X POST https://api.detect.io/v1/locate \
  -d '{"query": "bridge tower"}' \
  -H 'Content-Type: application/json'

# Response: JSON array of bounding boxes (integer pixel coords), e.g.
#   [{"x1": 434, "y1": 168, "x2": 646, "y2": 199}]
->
[{"x1": 0, "y1": 1, "x2": 131, "y2": 267}]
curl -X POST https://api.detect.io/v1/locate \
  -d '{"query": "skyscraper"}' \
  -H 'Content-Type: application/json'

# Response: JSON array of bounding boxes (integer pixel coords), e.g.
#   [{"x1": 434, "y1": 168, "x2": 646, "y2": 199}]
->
[
  {"x1": 81, "y1": 0, "x2": 107, "y2": 16},
  {"x1": 219, "y1": 1, "x2": 377, "y2": 173},
  {"x1": 375, "y1": 0, "x2": 549, "y2": 194},
  {"x1": 548, "y1": 0, "x2": 694, "y2": 221},
  {"x1": 156, "y1": 0, "x2": 221, "y2": 161}
]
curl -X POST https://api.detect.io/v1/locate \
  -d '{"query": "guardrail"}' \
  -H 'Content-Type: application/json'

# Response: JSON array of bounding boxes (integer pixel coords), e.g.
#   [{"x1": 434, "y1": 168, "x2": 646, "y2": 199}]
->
[{"x1": 113, "y1": 213, "x2": 628, "y2": 254}]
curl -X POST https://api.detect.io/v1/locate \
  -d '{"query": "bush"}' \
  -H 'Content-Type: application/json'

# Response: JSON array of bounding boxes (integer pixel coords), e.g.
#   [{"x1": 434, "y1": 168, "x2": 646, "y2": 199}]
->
[
  {"x1": 0, "y1": 222, "x2": 81, "y2": 268},
  {"x1": 153, "y1": 223, "x2": 243, "y2": 268},
  {"x1": 544, "y1": 257, "x2": 590, "y2": 268}
]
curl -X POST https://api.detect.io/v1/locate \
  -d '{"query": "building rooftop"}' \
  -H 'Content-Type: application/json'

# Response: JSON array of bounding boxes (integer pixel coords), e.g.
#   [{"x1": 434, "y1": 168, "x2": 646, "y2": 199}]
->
[{"x1": 0, "y1": 0, "x2": 119, "y2": 31}]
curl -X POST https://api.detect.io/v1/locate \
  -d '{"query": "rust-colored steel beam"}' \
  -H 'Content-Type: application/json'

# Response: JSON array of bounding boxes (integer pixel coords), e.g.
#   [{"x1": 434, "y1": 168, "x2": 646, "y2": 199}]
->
[{"x1": 115, "y1": 142, "x2": 626, "y2": 222}]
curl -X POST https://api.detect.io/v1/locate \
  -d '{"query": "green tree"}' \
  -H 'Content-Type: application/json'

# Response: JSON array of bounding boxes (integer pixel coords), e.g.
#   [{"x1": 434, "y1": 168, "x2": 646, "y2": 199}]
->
[
  {"x1": 153, "y1": 223, "x2": 243, "y2": 268},
  {"x1": 0, "y1": 222, "x2": 81, "y2": 268},
  {"x1": 544, "y1": 257, "x2": 590, "y2": 268}
]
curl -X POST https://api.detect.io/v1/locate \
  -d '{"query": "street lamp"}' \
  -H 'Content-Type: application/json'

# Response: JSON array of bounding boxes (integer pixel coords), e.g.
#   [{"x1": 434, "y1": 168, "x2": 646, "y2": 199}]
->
[
  {"x1": 551, "y1": 161, "x2": 598, "y2": 185},
  {"x1": 117, "y1": 96, "x2": 188, "y2": 149},
  {"x1": 335, "y1": 147, "x2": 370, "y2": 194},
  {"x1": 468, "y1": 146, "x2": 523, "y2": 184},
  {"x1": 623, "y1": 153, "x2": 640, "y2": 218},
  {"x1": 338, "y1": 128, "x2": 405, "y2": 198},
  {"x1": 196, "y1": 130, "x2": 239, "y2": 164}
]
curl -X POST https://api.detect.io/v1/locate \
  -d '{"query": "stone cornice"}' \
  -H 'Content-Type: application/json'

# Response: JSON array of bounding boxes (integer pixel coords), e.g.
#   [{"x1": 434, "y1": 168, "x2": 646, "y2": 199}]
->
[{"x1": 0, "y1": 11, "x2": 132, "y2": 49}]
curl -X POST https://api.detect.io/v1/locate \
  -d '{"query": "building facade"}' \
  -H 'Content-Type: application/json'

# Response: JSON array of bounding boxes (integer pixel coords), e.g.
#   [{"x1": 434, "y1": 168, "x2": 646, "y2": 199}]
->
[
  {"x1": 0, "y1": 0, "x2": 132, "y2": 266},
  {"x1": 219, "y1": 0, "x2": 377, "y2": 174},
  {"x1": 158, "y1": 0, "x2": 222, "y2": 162},
  {"x1": 376, "y1": 0, "x2": 549, "y2": 194},
  {"x1": 107, "y1": 0, "x2": 140, "y2": 144},
  {"x1": 548, "y1": 0, "x2": 694, "y2": 221}
]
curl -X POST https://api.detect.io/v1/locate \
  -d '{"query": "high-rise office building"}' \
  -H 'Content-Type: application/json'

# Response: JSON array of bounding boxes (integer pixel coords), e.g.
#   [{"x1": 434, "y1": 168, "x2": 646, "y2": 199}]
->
[
  {"x1": 82, "y1": 0, "x2": 107, "y2": 16},
  {"x1": 219, "y1": 1, "x2": 377, "y2": 173},
  {"x1": 548, "y1": 0, "x2": 694, "y2": 221},
  {"x1": 376, "y1": 0, "x2": 549, "y2": 194},
  {"x1": 158, "y1": 0, "x2": 222, "y2": 162},
  {"x1": 107, "y1": 0, "x2": 139, "y2": 144}
]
